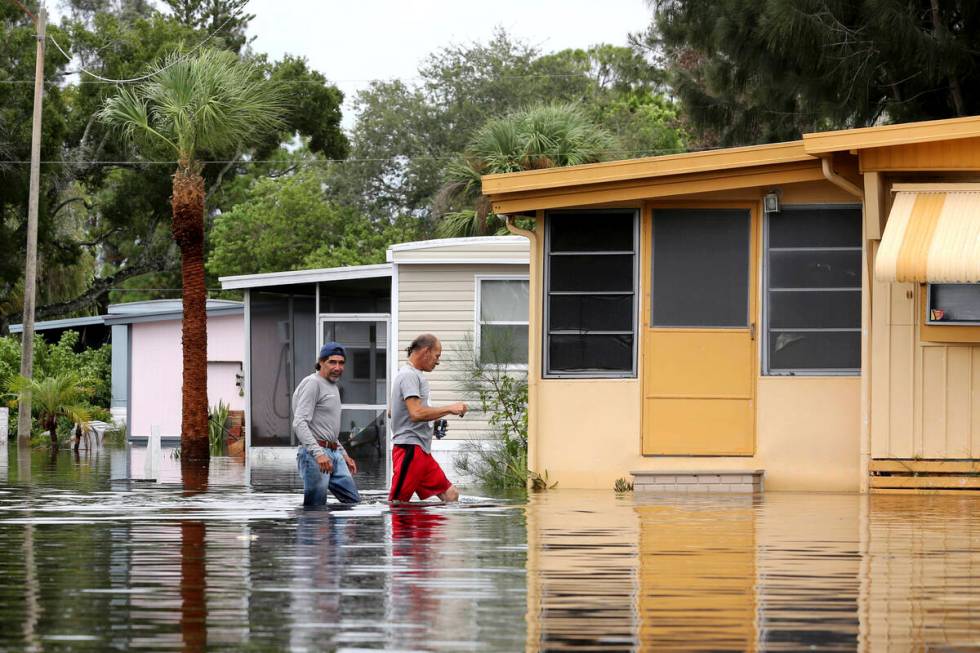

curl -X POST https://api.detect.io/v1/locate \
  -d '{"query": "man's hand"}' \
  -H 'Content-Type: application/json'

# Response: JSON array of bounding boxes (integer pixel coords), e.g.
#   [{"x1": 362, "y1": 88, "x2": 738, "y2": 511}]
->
[
  {"x1": 448, "y1": 402, "x2": 468, "y2": 417},
  {"x1": 344, "y1": 453, "x2": 358, "y2": 475},
  {"x1": 315, "y1": 453, "x2": 333, "y2": 473}
]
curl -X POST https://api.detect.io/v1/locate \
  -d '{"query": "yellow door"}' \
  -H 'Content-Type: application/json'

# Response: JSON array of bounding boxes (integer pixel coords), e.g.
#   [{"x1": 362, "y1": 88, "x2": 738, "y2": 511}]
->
[{"x1": 643, "y1": 206, "x2": 757, "y2": 455}]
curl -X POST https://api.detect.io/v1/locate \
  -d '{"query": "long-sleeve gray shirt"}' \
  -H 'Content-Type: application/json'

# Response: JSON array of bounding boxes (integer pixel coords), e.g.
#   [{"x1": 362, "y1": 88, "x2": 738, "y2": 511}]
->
[{"x1": 291, "y1": 372, "x2": 344, "y2": 458}]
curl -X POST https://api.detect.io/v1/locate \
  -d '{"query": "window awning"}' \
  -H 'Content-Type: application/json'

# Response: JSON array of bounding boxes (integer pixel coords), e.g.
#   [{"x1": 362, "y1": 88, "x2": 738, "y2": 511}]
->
[{"x1": 875, "y1": 184, "x2": 980, "y2": 283}]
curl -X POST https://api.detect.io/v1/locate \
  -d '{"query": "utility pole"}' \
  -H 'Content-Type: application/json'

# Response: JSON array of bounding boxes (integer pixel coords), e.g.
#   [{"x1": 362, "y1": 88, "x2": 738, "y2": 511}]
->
[{"x1": 17, "y1": 4, "x2": 46, "y2": 445}]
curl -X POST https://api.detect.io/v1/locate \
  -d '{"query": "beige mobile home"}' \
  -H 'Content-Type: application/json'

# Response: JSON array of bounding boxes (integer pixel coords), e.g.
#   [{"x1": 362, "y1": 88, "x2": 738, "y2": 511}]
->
[{"x1": 482, "y1": 115, "x2": 980, "y2": 493}]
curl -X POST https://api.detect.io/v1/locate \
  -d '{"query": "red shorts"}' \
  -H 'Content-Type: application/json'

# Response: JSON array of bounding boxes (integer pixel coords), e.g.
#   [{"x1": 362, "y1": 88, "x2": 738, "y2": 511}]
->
[{"x1": 389, "y1": 444, "x2": 451, "y2": 502}]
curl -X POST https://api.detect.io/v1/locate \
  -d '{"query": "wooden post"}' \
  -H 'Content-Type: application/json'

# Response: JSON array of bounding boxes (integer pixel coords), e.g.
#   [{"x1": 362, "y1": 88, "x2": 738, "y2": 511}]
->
[{"x1": 16, "y1": 5, "x2": 46, "y2": 445}]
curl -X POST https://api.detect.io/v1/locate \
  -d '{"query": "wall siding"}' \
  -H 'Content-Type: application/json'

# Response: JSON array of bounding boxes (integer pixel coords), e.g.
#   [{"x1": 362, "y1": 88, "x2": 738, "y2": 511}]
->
[
  {"x1": 872, "y1": 274, "x2": 980, "y2": 459},
  {"x1": 397, "y1": 263, "x2": 528, "y2": 442}
]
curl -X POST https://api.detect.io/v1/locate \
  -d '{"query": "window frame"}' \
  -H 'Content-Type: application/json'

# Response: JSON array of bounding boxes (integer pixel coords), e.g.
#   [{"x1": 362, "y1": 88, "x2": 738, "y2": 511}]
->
[
  {"x1": 762, "y1": 203, "x2": 862, "y2": 376},
  {"x1": 474, "y1": 275, "x2": 530, "y2": 370},
  {"x1": 543, "y1": 209, "x2": 640, "y2": 379}
]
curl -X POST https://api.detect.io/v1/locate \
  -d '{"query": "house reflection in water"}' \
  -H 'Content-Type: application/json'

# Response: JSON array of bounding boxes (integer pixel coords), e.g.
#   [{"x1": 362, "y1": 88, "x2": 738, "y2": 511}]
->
[{"x1": 524, "y1": 491, "x2": 980, "y2": 651}]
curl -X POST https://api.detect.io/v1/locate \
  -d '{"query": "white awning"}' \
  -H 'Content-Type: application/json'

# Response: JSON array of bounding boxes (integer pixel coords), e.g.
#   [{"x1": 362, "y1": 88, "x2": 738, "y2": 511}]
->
[{"x1": 875, "y1": 184, "x2": 980, "y2": 283}]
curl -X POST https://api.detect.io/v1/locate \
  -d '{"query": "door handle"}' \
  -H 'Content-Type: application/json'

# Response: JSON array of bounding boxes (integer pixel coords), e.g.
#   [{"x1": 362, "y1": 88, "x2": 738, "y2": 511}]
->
[{"x1": 749, "y1": 322, "x2": 756, "y2": 340}]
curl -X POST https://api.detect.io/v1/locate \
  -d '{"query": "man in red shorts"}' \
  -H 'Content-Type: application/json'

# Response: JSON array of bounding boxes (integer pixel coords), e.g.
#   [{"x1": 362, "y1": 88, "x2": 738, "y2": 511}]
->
[{"x1": 389, "y1": 333, "x2": 468, "y2": 502}]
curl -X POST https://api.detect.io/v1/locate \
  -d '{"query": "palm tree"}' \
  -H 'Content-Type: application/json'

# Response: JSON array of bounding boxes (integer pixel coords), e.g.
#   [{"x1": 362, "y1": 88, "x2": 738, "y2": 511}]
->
[
  {"x1": 8, "y1": 373, "x2": 92, "y2": 449},
  {"x1": 436, "y1": 103, "x2": 619, "y2": 238},
  {"x1": 100, "y1": 49, "x2": 283, "y2": 460}
]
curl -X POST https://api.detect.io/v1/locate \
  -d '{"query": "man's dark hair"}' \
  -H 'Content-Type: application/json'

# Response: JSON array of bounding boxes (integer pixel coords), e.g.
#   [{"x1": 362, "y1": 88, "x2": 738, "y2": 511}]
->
[{"x1": 406, "y1": 333, "x2": 438, "y2": 357}]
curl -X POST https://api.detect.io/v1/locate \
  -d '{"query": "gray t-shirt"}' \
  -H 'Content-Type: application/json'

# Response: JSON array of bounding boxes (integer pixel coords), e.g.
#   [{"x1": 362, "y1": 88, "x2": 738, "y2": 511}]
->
[
  {"x1": 390, "y1": 363, "x2": 434, "y2": 453},
  {"x1": 292, "y1": 372, "x2": 343, "y2": 457}
]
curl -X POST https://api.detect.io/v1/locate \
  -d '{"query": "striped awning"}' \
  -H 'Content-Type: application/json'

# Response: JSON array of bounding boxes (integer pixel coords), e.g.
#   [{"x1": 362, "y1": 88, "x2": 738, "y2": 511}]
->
[{"x1": 875, "y1": 184, "x2": 980, "y2": 283}]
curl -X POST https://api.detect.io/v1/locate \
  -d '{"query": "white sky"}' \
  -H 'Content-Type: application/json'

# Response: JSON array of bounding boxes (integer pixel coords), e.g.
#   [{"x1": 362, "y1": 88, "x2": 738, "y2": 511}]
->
[
  {"x1": 244, "y1": 0, "x2": 653, "y2": 126},
  {"x1": 51, "y1": 0, "x2": 654, "y2": 128}
]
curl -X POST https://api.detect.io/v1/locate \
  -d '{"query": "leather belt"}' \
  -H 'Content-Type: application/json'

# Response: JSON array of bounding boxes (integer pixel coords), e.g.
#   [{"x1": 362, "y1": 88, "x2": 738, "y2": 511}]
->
[{"x1": 315, "y1": 439, "x2": 339, "y2": 450}]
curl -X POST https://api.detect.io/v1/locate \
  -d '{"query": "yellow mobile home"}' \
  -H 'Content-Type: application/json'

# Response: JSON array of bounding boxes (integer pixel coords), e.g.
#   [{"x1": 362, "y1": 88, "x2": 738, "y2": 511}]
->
[{"x1": 482, "y1": 115, "x2": 980, "y2": 493}]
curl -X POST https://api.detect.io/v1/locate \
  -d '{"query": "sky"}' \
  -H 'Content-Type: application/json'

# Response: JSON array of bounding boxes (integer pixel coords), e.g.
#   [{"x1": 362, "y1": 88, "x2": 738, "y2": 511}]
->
[{"x1": 244, "y1": 0, "x2": 653, "y2": 126}]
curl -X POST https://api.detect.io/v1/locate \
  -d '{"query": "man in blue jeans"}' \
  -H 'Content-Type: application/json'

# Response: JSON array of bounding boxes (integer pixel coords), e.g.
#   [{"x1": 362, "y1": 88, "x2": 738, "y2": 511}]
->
[{"x1": 292, "y1": 342, "x2": 360, "y2": 505}]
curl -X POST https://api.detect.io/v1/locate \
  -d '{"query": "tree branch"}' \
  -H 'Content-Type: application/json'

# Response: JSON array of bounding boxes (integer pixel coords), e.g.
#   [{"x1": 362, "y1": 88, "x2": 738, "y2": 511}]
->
[{"x1": 7, "y1": 247, "x2": 174, "y2": 324}]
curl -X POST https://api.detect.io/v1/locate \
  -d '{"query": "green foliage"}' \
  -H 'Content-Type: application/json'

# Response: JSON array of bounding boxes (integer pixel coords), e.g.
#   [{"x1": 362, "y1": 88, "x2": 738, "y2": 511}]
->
[
  {"x1": 208, "y1": 400, "x2": 229, "y2": 455},
  {"x1": 99, "y1": 48, "x2": 285, "y2": 166},
  {"x1": 0, "y1": 331, "x2": 111, "y2": 440},
  {"x1": 1, "y1": 2, "x2": 348, "y2": 328},
  {"x1": 329, "y1": 29, "x2": 684, "y2": 226},
  {"x1": 207, "y1": 166, "x2": 424, "y2": 277},
  {"x1": 438, "y1": 103, "x2": 619, "y2": 238},
  {"x1": 646, "y1": 0, "x2": 980, "y2": 146},
  {"x1": 8, "y1": 371, "x2": 94, "y2": 444},
  {"x1": 614, "y1": 477, "x2": 634, "y2": 493},
  {"x1": 0, "y1": 331, "x2": 111, "y2": 408},
  {"x1": 453, "y1": 337, "x2": 539, "y2": 491}
]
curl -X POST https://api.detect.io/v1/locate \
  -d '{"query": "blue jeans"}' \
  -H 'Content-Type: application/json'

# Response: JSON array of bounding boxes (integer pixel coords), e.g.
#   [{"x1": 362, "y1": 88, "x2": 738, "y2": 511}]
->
[{"x1": 296, "y1": 447, "x2": 361, "y2": 505}]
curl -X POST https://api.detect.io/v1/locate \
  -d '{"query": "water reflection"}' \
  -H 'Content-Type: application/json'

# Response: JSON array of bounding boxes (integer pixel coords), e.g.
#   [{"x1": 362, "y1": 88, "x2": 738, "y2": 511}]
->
[{"x1": 2, "y1": 446, "x2": 980, "y2": 651}]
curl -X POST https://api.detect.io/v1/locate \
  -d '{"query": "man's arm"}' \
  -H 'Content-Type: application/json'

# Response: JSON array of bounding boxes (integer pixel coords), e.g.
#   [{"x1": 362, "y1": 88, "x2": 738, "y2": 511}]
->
[
  {"x1": 292, "y1": 380, "x2": 326, "y2": 458},
  {"x1": 404, "y1": 397, "x2": 467, "y2": 422}
]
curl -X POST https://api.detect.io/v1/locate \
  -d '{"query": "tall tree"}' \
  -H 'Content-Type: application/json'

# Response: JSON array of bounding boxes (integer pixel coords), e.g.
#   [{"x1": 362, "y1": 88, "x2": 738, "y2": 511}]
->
[
  {"x1": 643, "y1": 0, "x2": 980, "y2": 146},
  {"x1": 438, "y1": 103, "x2": 619, "y2": 238},
  {"x1": 100, "y1": 48, "x2": 283, "y2": 460}
]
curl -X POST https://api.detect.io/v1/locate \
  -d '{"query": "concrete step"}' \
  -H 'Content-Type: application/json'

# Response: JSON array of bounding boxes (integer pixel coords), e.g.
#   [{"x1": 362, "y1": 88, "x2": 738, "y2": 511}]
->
[{"x1": 631, "y1": 469, "x2": 764, "y2": 494}]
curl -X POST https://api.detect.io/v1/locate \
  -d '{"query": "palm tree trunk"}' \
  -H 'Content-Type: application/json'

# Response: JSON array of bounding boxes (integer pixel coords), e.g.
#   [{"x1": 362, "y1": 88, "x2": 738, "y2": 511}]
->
[
  {"x1": 48, "y1": 416, "x2": 58, "y2": 449},
  {"x1": 172, "y1": 164, "x2": 210, "y2": 462}
]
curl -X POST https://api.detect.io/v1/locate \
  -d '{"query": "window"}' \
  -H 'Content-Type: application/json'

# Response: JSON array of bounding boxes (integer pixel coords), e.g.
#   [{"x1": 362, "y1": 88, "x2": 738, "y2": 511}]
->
[
  {"x1": 476, "y1": 277, "x2": 529, "y2": 366},
  {"x1": 927, "y1": 284, "x2": 980, "y2": 323},
  {"x1": 764, "y1": 205, "x2": 862, "y2": 374},
  {"x1": 545, "y1": 210, "x2": 638, "y2": 377}
]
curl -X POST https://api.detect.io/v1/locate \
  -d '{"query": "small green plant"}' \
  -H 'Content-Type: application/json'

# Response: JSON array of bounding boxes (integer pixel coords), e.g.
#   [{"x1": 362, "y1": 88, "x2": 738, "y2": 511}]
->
[
  {"x1": 614, "y1": 477, "x2": 634, "y2": 493},
  {"x1": 7, "y1": 372, "x2": 93, "y2": 448},
  {"x1": 529, "y1": 469, "x2": 558, "y2": 491},
  {"x1": 208, "y1": 401, "x2": 230, "y2": 456},
  {"x1": 104, "y1": 426, "x2": 127, "y2": 447}
]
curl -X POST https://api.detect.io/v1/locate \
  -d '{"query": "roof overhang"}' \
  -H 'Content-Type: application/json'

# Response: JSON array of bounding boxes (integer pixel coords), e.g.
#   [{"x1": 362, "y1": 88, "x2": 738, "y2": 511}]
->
[
  {"x1": 804, "y1": 115, "x2": 980, "y2": 155},
  {"x1": 387, "y1": 236, "x2": 529, "y2": 265},
  {"x1": 9, "y1": 315, "x2": 105, "y2": 334},
  {"x1": 102, "y1": 304, "x2": 243, "y2": 325},
  {"x1": 219, "y1": 263, "x2": 392, "y2": 290},
  {"x1": 875, "y1": 184, "x2": 980, "y2": 283}
]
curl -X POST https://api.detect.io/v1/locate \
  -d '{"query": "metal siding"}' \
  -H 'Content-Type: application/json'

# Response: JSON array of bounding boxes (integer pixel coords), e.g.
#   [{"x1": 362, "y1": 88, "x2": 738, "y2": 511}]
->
[{"x1": 397, "y1": 263, "x2": 528, "y2": 441}]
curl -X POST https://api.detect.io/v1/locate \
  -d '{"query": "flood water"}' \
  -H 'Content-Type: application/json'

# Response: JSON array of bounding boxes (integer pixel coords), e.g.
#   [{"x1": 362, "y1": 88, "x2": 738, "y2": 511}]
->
[{"x1": 1, "y1": 445, "x2": 980, "y2": 651}]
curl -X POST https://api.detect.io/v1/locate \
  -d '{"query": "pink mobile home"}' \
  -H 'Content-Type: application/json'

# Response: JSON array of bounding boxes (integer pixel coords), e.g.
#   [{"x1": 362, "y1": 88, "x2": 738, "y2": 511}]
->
[{"x1": 103, "y1": 300, "x2": 245, "y2": 440}]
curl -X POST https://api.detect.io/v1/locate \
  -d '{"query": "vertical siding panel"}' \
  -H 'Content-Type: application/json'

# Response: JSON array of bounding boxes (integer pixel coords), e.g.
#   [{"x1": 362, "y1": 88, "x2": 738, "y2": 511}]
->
[
  {"x1": 889, "y1": 325, "x2": 915, "y2": 458},
  {"x1": 920, "y1": 347, "x2": 947, "y2": 458},
  {"x1": 870, "y1": 276, "x2": 892, "y2": 458},
  {"x1": 972, "y1": 348, "x2": 980, "y2": 458},
  {"x1": 890, "y1": 283, "x2": 915, "y2": 325},
  {"x1": 946, "y1": 346, "x2": 972, "y2": 458}
]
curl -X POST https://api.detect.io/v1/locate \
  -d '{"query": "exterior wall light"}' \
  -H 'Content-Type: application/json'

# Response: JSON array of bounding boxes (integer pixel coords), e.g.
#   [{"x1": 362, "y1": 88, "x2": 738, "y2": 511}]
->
[{"x1": 764, "y1": 190, "x2": 781, "y2": 214}]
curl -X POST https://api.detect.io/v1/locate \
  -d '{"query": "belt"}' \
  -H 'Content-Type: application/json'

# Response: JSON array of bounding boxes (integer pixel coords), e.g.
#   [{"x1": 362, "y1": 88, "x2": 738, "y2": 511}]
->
[{"x1": 315, "y1": 439, "x2": 339, "y2": 450}]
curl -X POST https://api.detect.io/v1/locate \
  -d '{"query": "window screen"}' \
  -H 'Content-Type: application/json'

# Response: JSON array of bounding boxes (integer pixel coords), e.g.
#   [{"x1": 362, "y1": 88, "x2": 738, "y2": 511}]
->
[
  {"x1": 765, "y1": 206, "x2": 861, "y2": 374},
  {"x1": 545, "y1": 210, "x2": 637, "y2": 376},
  {"x1": 652, "y1": 209, "x2": 750, "y2": 327},
  {"x1": 478, "y1": 279, "x2": 529, "y2": 365},
  {"x1": 928, "y1": 284, "x2": 980, "y2": 323}
]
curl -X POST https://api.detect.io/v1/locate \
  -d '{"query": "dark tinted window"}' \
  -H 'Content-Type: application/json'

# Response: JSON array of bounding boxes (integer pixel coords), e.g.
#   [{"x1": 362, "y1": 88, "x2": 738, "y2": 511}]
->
[
  {"x1": 769, "y1": 332, "x2": 860, "y2": 370},
  {"x1": 549, "y1": 334, "x2": 634, "y2": 372},
  {"x1": 929, "y1": 284, "x2": 980, "y2": 322},
  {"x1": 549, "y1": 255, "x2": 634, "y2": 292},
  {"x1": 549, "y1": 295, "x2": 633, "y2": 332},
  {"x1": 769, "y1": 206, "x2": 862, "y2": 247},
  {"x1": 652, "y1": 209, "x2": 750, "y2": 327},
  {"x1": 545, "y1": 210, "x2": 637, "y2": 376},
  {"x1": 550, "y1": 212, "x2": 635, "y2": 251},
  {"x1": 765, "y1": 206, "x2": 861, "y2": 373},
  {"x1": 769, "y1": 250, "x2": 861, "y2": 288},
  {"x1": 768, "y1": 291, "x2": 861, "y2": 329}
]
